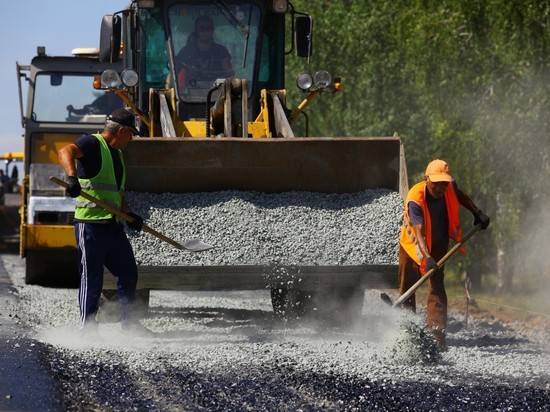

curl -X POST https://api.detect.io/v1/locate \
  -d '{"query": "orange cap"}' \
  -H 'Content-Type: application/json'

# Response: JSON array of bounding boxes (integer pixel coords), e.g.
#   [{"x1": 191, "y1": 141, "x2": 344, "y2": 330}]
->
[{"x1": 425, "y1": 159, "x2": 452, "y2": 182}]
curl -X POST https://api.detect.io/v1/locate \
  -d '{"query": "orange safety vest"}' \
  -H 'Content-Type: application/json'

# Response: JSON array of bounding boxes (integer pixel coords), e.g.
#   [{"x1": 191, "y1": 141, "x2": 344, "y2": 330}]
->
[{"x1": 399, "y1": 181, "x2": 463, "y2": 273}]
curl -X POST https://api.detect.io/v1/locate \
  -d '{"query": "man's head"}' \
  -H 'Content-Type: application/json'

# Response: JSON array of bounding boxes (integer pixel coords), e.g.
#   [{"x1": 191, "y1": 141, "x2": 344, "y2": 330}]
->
[
  {"x1": 195, "y1": 15, "x2": 214, "y2": 32},
  {"x1": 194, "y1": 15, "x2": 214, "y2": 44},
  {"x1": 105, "y1": 108, "x2": 139, "y2": 149},
  {"x1": 425, "y1": 159, "x2": 452, "y2": 198},
  {"x1": 107, "y1": 109, "x2": 139, "y2": 134}
]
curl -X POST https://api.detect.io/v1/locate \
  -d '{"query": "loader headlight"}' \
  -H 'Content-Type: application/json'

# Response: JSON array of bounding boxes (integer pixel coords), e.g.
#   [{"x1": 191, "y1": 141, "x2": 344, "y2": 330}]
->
[
  {"x1": 121, "y1": 69, "x2": 139, "y2": 87},
  {"x1": 272, "y1": 0, "x2": 288, "y2": 13},
  {"x1": 296, "y1": 72, "x2": 313, "y2": 91},
  {"x1": 101, "y1": 69, "x2": 121, "y2": 88},
  {"x1": 314, "y1": 70, "x2": 331, "y2": 89}
]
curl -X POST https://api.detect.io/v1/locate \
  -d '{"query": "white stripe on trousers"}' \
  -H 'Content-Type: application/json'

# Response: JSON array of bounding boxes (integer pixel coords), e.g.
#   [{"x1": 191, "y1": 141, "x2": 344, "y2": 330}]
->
[{"x1": 77, "y1": 222, "x2": 89, "y2": 328}]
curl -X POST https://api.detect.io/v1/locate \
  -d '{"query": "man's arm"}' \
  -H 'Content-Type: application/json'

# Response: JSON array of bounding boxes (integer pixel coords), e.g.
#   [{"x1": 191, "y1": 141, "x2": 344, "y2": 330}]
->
[
  {"x1": 408, "y1": 202, "x2": 431, "y2": 260},
  {"x1": 412, "y1": 222, "x2": 439, "y2": 273},
  {"x1": 217, "y1": 44, "x2": 234, "y2": 74},
  {"x1": 455, "y1": 185, "x2": 490, "y2": 230},
  {"x1": 408, "y1": 201, "x2": 439, "y2": 272},
  {"x1": 58, "y1": 143, "x2": 84, "y2": 198},
  {"x1": 411, "y1": 222, "x2": 431, "y2": 260},
  {"x1": 455, "y1": 185, "x2": 479, "y2": 214},
  {"x1": 58, "y1": 143, "x2": 83, "y2": 177}
]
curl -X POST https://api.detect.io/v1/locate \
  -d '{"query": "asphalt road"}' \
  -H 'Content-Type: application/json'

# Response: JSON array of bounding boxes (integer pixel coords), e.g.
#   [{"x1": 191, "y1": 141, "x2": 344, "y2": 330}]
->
[
  {"x1": 2, "y1": 252, "x2": 549, "y2": 411},
  {"x1": 0, "y1": 192, "x2": 64, "y2": 410},
  {"x1": 0, "y1": 256, "x2": 63, "y2": 411}
]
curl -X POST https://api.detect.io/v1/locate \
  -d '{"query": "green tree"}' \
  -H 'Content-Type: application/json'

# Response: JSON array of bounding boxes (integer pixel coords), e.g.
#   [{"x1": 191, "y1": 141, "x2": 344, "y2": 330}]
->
[{"x1": 285, "y1": 0, "x2": 549, "y2": 293}]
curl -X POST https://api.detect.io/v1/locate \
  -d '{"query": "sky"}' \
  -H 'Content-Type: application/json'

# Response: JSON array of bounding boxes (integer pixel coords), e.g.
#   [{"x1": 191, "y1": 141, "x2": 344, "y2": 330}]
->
[{"x1": 0, "y1": 1, "x2": 128, "y2": 157}]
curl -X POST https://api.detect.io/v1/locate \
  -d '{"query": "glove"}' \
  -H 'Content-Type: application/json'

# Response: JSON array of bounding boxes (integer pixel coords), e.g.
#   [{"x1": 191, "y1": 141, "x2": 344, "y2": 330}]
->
[
  {"x1": 66, "y1": 176, "x2": 81, "y2": 198},
  {"x1": 473, "y1": 210, "x2": 490, "y2": 230},
  {"x1": 425, "y1": 257, "x2": 439, "y2": 274},
  {"x1": 126, "y1": 212, "x2": 143, "y2": 232}
]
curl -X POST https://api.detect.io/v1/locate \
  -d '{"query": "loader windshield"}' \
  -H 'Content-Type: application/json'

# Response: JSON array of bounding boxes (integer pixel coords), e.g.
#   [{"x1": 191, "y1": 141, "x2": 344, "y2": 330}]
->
[
  {"x1": 167, "y1": 2, "x2": 261, "y2": 102},
  {"x1": 33, "y1": 72, "x2": 123, "y2": 124}
]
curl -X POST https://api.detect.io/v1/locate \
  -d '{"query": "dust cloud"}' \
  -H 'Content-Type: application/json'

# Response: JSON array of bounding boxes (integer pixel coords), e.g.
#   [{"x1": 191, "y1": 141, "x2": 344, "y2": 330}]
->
[{"x1": 472, "y1": 68, "x2": 549, "y2": 320}]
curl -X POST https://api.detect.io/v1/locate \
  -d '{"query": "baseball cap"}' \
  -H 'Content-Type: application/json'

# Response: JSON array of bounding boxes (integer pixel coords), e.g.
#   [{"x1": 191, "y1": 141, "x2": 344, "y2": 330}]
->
[
  {"x1": 107, "y1": 108, "x2": 140, "y2": 135},
  {"x1": 425, "y1": 159, "x2": 453, "y2": 182}
]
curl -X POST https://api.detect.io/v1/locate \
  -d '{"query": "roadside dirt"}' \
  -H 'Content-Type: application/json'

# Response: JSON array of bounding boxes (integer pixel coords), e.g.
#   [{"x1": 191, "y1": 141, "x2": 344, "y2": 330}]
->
[
  {"x1": 407, "y1": 289, "x2": 550, "y2": 335},
  {"x1": 450, "y1": 296, "x2": 550, "y2": 334},
  {"x1": 377, "y1": 287, "x2": 549, "y2": 336}
]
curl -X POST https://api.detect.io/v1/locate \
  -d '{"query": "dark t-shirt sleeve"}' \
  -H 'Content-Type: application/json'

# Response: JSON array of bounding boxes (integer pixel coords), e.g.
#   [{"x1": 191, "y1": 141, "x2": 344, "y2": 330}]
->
[
  {"x1": 408, "y1": 202, "x2": 424, "y2": 225},
  {"x1": 74, "y1": 135, "x2": 101, "y2": 178}
]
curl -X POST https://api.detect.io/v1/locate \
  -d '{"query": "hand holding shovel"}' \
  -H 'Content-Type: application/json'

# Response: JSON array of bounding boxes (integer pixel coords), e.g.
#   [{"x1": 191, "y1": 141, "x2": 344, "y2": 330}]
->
[
  {"x1": 50, "y1": 176, "x2": 212, "y2": 252},
  {"x1": 381, "y1": 224, "x2": 483, "y2": 307}
]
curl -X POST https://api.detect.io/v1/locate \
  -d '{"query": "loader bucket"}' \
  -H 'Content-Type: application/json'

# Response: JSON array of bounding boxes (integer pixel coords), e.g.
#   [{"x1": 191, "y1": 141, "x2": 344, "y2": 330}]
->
[{"x1": 124, "y1": 136, "x2": 408, "y2": 197}]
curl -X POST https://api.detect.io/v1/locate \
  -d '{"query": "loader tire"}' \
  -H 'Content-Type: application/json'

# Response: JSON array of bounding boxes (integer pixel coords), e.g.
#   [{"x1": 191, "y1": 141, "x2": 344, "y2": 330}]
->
[
  {"x1": 271, "y1": 288, "x2": 309, "y2": 320},
  {"x1": 25, "y1": 248, "x2": 79, "y2": 288},
  {"x1": 309, "y1": 287, "x2": 365, "y2": 327},
  {"x1": 271, "y1": 286, "x2": 364, "y2": 327}
]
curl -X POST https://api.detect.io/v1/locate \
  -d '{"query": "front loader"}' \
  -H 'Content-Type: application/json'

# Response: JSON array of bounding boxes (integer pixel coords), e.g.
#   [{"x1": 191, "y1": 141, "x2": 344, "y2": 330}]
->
[{"x1": 66, "y1": 0, "x2": 410, "y2": 323}]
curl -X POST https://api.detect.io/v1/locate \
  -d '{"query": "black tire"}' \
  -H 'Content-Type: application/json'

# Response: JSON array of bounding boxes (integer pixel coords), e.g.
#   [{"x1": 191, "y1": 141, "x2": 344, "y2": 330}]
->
[
  {"x1": 310, "y1": 287, "x2": 365, "y2": 327},
  {"x1": 270, "y1": 288, "x2": 309, "y2": 320},
  {"x1": 271, "y1": 286, "x2": 364, "y2": 327},
  {"x1": 25, "y1": 248, "x2": 79, "y2": 288}
]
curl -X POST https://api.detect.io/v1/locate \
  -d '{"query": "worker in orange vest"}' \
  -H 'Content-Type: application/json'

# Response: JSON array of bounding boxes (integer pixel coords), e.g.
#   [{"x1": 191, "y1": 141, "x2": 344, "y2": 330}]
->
[{"x1": 399, "y1": 159, "x2": 490, "y2": 348}]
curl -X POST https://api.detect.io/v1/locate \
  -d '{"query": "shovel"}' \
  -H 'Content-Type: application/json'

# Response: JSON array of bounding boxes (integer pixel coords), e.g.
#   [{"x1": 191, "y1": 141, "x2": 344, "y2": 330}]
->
[
  {"x1": 50, "y1": 176, "x2": 213, "y2": 252},
  {"x1": 381, "y1": 223, "x2": 482, "y2": 307}
]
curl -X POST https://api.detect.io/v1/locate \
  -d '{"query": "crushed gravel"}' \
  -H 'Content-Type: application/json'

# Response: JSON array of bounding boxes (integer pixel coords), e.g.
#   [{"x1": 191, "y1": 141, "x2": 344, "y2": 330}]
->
[
  {"x1": 125, "y1": 189, "x2": 403, "y2": 266},
  {"x1": 2, "y1": 252, "x2": 549, "y2": 411}
]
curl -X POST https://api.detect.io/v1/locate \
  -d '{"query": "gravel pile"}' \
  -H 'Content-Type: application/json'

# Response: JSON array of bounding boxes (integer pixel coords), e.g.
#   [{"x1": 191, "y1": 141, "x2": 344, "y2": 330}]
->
[
  {"x1": 125, "y1": 189, "x2": 403, "y2": 266},
  {"x1": 2, "y1": 254, "x2": 549, "y2": 411}
]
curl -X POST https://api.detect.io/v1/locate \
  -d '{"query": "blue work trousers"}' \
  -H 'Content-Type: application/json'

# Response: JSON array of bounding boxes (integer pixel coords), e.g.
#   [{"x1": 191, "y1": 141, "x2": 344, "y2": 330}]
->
[{"x1": 75, "y1": 221, "x2": 138, "y2": 328}]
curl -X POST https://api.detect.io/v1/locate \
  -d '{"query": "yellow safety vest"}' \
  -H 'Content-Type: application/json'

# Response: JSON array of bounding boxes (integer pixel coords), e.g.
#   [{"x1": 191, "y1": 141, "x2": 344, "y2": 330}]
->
[{"x1": 74, "y1": 134, "x2": 126, "y2": 221}]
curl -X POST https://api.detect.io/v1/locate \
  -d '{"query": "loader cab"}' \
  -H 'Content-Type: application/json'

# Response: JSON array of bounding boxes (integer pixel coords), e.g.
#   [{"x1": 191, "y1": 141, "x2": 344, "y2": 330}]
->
[
  {"x1": 18, "y1": 52, "x2": 124, "y2": 174},
  {"x1": 165, "y1": 2, "x2": 271, "y2": 112},
  {"x1": 101, "y1": 0, "x2": 310, "y2": 124}
]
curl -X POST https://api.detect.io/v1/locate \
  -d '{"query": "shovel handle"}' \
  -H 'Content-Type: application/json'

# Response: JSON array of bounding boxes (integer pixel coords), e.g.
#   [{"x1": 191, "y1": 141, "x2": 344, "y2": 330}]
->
[
  {"x1": 49, "y1": 176, "x2": 185, "y2": 250},
  {"x1": 392, "y1": 223, "x2": 483, "y2": 307}
]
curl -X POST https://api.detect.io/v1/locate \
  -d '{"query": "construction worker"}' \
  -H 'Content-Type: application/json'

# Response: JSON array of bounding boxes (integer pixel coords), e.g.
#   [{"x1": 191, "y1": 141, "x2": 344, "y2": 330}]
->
[
  {"x1": 176, "y1": 15, "x2": 234, "y2": 83},
  {"x1": 58, "y1": 108, "x2": 150, "y2": 338},
  {"x1": 398, "y1": 159, "x2": 490, "y2": 348}
]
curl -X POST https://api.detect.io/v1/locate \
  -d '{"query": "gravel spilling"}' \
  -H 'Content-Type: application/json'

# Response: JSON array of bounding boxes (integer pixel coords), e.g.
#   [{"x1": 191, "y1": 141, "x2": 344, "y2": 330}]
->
[
  {"x1": 125, "y1": 189, "x2": 403, "y2": 266},
  {"x1": 2, "y1": 254, "x2": 549, "y2": 411}
]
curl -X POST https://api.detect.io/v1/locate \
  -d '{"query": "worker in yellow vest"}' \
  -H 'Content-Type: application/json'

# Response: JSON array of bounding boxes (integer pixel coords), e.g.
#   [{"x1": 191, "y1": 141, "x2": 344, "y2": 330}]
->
[{"x1": 58, "y1": 108, "x2": 151, "y2": 338}]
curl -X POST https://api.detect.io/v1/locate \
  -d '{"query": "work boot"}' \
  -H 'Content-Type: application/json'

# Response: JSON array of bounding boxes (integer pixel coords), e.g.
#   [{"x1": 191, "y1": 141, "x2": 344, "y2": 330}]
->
[
  {"x1": 79, "y1": 320, "x2": 102, "y2": 342},
  {"x1": 120, "y1": 320, "x2": 155, "y2": 338}
]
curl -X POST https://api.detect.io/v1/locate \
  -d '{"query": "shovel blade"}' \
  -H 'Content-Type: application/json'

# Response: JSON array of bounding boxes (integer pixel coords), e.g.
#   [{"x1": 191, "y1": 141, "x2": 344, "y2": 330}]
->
[
  {"x1": 181, "y1": 238, "x2": 213, "y2": 252},
  {"x1": 380, "y1": 292, "x2": 394, "y2": 306}
]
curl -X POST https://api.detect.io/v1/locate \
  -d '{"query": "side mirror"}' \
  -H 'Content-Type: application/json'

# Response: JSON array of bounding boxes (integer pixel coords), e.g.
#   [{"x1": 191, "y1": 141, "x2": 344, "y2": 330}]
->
[
  {"x1": 295, "y1": 16, "x2": 312, "y2": 58},
  {"x1": 99, "y1": 14, "x2": 122, "y2": 63}
]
